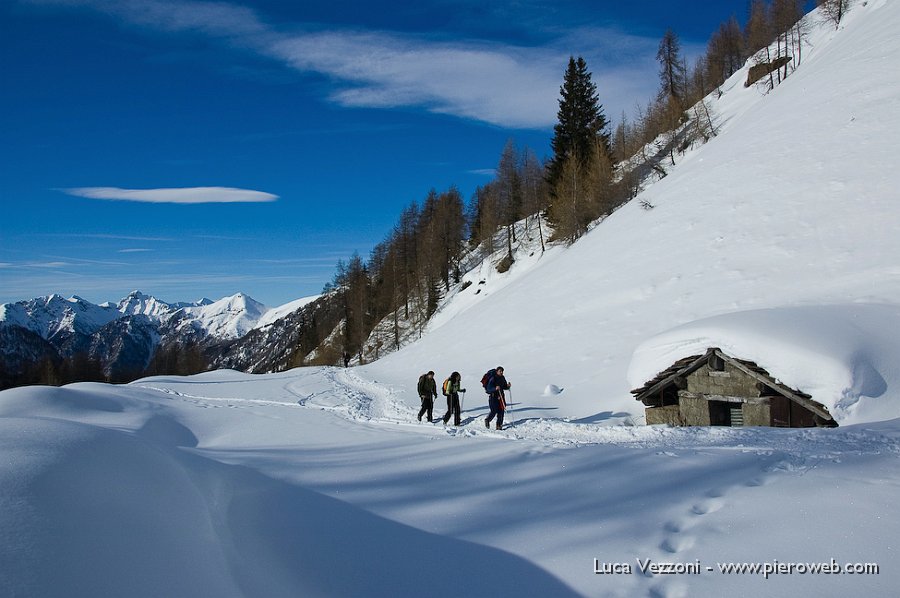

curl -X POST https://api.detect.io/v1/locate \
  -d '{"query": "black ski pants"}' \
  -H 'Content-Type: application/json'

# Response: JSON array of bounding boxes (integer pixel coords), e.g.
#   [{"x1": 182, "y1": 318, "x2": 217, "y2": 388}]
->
[
  {"x1": 442, "y1": 392, "x2": 461, "y2": 425},
  {"x1": 418, "y1": 395, "x2": 434, "y2": 422}
]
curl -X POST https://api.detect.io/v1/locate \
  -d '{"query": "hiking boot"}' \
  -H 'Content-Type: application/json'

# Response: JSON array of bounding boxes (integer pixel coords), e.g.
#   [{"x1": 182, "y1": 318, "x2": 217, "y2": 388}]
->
[
  {"x1": 417, "y1": 414, "x2": 422, "y2": 422},
  {"x1": 496, "y1": 423, "x2": 502, "y2": 430},
  {"x1": 484, "y1": 418, "x2": 490, "y2": 428}
]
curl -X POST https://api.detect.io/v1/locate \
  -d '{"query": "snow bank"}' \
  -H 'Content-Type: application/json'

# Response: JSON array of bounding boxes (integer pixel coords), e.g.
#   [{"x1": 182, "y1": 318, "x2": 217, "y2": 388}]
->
[
  {"x1": 628, "y1": 304, "x2": 900, "y2": 425},
  {"x1": 0, "y1": 382, "x2": 577, "y2": 598}
]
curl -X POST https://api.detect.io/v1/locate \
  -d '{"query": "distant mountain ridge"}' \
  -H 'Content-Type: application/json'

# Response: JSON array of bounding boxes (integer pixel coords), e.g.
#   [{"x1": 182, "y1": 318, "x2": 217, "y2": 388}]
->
[{"x1": 0, "y1": 291, "x2": 319, "y2": 387}]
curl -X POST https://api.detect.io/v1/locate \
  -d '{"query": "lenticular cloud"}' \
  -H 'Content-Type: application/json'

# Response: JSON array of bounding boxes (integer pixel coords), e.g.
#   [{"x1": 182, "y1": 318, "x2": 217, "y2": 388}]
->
[{"x1": 62, "y1": 186, "x2": 279, "y2": 204}]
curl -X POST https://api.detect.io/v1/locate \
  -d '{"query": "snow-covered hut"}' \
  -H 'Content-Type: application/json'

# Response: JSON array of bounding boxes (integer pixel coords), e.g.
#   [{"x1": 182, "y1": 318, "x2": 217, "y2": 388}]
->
[{"x1": 631, "y1": 347, "x2": 837, "y2": 428}]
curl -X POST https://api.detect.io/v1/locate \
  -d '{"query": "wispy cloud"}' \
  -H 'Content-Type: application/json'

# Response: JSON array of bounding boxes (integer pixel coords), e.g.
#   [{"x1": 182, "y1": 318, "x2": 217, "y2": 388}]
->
[
  {"x1": 118, "y1": 248, "x2": 153, "y2": 253},
  {"x1": 268, "y1": 31, "x2": 562, "y2": 128},
  {"x1": 25, "y1": 261, "x2": 73, "y2": 268},
  {"x1": 23, "y1": 0, "x2": 661, "y2": 128},
  {"x1": 61, "y1": 186, "x2": 279, "y2": 204},
  {"x1": 43, "y1": 233, "x2": 175, "y2": 242},
  {"x1": 468, "y1": 168, "x2": 497, "y2": 176}
]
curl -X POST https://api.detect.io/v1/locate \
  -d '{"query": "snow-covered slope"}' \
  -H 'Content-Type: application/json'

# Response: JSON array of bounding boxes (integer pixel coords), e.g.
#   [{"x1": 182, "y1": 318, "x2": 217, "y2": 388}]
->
[
  {"x1": 254, "y1": 295, "x2": 321, "y2": 330},
  {"x1": 361, "y1": 0, "x2": 900, "y2": 425}
]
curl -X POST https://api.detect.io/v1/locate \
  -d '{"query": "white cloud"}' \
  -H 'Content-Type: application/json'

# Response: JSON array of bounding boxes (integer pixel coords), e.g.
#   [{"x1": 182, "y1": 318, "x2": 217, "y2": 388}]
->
[
  {"x1": 268, "y1": 31, "x2": 564, "y2": 128},
  {"x1": 62, "y1": 186, "x2": 279, "y2": 204},
  {"x1": 118, "y1": 248, "x2": 153, "y2": 253},
  {"x1": 24, "y1": 0, "x2": 663, "y2": 128}
]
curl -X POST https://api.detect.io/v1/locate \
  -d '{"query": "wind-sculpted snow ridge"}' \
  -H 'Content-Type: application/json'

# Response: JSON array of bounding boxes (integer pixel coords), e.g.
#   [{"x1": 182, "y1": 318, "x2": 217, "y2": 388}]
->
[{"x1": 0, "y1": 379, "x2": 579, "y2": 598}]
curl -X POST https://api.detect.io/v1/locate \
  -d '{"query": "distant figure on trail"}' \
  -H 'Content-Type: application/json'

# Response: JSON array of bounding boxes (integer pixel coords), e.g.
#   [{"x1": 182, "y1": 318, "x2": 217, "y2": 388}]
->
[
  {"x1": 483, "y1": 366, "x2": 511, "y2": 430},
  {"x1": 441, "y1": 371, "x2": 465, "y2": 426},
  {"x1": 342, "y1": 351, "x2": 351, "y2": 368},
  {"x1": 417, "y1": 371, "x2": 437, "y2": 422}
]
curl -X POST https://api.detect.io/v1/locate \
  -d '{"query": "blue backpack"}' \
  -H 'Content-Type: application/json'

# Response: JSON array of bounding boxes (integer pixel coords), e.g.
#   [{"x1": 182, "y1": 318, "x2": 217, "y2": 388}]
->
[{"x1": 481, "y1": 369, "x2": 497, "y2": 393}]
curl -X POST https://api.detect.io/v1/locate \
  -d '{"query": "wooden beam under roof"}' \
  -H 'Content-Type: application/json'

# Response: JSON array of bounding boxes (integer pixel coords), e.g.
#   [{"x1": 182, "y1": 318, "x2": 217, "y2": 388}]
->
[{"x1": 713, "y1": 349, "x2": 834, "y2": 422}]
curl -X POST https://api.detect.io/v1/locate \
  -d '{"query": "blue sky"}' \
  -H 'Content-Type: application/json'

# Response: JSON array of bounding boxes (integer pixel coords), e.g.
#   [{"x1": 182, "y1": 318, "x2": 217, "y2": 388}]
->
[{"x1": 1, "y1": 0, "x2": 767, "y2": 307}]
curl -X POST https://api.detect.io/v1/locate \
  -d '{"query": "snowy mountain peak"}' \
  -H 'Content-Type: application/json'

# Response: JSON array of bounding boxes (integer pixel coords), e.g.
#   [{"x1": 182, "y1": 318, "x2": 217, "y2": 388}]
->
[
  {"x1": 1, "y1": 293, "x2": 120, "y2": 339},
  {"x1": 176, "y1": 292, "x2": 269, "y2": 339},
  {"x1": 116, "y1": 290, "x2": 175, "y2": 319},
  {"x1": 2, "y1": 291, "x2": 281, "y2": 343}
]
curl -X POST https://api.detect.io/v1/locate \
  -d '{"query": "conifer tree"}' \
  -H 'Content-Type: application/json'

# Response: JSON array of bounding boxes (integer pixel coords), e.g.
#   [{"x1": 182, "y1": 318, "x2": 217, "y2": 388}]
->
[
  {"x1": 520, "y1": 149, "x2": 548, "y2": 253},
  {"x1": 706, "y1": 17, "x2": 746, "y2": 88},
  {"x1": 497, "y1": 139, "x2": 523, "y2": 259},
  {"x1": 548, "y1": 56, "x2": 609, "y2": 189},
  {"x1": 745, "y1": 0, "x2": 773, "y2": 58},
  {"x1": 657, "y1": 29, "x2": 687, "y2": 104}
]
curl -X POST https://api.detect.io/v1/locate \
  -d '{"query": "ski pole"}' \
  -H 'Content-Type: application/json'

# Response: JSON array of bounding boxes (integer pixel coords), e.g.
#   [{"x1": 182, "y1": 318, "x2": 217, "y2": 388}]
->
[{"x1": 506, "y1": 388, "x2": 513, "y2": 423}]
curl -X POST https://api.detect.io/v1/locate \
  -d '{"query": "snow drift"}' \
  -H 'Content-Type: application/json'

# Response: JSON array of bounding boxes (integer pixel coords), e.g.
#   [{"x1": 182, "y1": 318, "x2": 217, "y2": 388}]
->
[{"x1": 627, "y1": 304, "x2": 900, "y2": 425}]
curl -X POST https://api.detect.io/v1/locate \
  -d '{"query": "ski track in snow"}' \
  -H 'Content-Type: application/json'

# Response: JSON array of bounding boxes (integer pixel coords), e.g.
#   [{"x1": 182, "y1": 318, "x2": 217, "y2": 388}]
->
[
  {"x1": 330, "y1": 367, "x2": 900, "y2": 461},
  {"x1": 138, "y1": 368, "x2": 900, "y2": 463}
]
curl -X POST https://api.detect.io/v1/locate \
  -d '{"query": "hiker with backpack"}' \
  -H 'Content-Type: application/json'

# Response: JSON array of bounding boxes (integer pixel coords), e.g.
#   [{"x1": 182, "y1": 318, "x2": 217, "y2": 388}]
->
[
  {"x1": 441, "y1": 371, "x2": 466, "y2": 426},
  {"x1": 417, "y1": 370, "x2": 438, "y2": 422},
  {"x1": 483, "y1": 366, "x2": 511, "y2": 430}
]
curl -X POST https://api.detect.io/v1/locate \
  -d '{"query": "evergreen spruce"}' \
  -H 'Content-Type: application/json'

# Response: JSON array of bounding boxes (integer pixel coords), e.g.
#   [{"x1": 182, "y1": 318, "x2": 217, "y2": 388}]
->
[{"x1": 548, "y1": 56, "x2": 609, "y2": 190}]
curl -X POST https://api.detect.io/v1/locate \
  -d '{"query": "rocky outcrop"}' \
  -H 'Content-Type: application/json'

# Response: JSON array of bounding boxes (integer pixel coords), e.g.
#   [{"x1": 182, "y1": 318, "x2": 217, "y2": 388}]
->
[{"x1": 745, "y1": 56, "x2": 793, "y2": 87}]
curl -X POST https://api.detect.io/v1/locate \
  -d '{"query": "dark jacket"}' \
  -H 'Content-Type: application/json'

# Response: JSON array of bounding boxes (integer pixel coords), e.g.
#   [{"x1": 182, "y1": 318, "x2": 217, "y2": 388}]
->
[
  {"x1": 486, "y1": 373, "x2": 509, "y2": 396},
  {"x1": 418, "y1": 374, "x2": 437, "y2": 398}
]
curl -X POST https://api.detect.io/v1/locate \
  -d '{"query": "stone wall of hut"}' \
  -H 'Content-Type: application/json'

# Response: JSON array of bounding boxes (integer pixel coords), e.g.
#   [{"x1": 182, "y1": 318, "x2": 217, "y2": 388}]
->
[
  {"x1": 686, "y1": 361, "x2": 758, "y2": 397},
  {"x1": 644, "y1": 360, "x2": 774, "y2": 426},
  {"x1": 644, "y1": 404, "x2": 681, "y2": 426}
]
